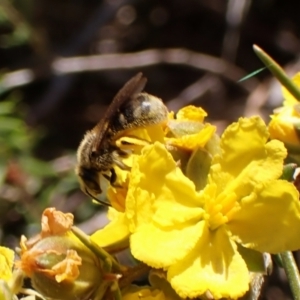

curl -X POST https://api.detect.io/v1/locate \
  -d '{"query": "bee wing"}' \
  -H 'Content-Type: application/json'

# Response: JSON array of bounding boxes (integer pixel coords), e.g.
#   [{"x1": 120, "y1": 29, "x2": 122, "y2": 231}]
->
[{"x1": 92, "y1": 72, "x2": 147, "y2": 154}]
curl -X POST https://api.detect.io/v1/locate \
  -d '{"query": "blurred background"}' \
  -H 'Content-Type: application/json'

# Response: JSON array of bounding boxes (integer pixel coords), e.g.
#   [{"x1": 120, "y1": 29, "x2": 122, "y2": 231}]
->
[{"x1": 0, "y1": 0, "x2": 300, "y2": 299}]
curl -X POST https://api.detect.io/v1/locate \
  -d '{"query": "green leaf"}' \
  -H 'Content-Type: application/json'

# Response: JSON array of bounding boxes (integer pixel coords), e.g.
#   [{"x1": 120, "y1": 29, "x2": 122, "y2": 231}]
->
[
  {"x1": 253, "y1": 45, "x2": 300, "y2": 101},
  {"x1": 238, "y1": 67, "x2": 268, "y2": 82}
]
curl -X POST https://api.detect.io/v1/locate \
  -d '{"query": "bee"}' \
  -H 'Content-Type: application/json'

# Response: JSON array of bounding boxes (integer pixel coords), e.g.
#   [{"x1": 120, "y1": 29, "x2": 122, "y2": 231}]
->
[{"x1": 76, "y1": 73, "x2": 168, "y2": 205}]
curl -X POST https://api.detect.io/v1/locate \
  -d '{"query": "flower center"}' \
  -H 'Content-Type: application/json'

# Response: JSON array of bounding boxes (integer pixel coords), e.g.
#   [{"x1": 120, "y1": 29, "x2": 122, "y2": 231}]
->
[{"x1": 205, "y1": 189, "x2": 239, "y2": 230}]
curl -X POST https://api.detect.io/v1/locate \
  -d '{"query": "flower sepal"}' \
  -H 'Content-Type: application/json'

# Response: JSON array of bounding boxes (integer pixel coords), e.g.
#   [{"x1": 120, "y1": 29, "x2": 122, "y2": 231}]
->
[
  {"x1": 281, "y1": 163, "x2": 297, "y2": 181},
  {"x1": 237, "y1": 245, "x2": 272, "y2": 274},
  {"x1": 121, "y1": 269, "x2": 183, "y2": 300},
  {"x1": 186, "y1": 148, "x2": 212, "y2": 191},
  {"x1": 19, "y1": 234, "x2": 103, "y2": 300}
]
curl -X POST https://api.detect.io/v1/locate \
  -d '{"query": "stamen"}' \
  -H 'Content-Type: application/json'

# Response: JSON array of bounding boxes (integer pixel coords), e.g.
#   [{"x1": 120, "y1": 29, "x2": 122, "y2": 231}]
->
[
  {"x1": 209, "y1": 213, "x2": 228, "y2": 231},
  {"x1": 207, "y1": 191, "x2": 237, "y2": 230},
  {"x1": 219, "y1": 192, "x2": 237, "y2": 215}
]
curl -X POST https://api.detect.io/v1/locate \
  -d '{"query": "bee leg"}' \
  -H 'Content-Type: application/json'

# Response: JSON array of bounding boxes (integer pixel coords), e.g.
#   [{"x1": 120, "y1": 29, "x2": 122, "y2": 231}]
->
[
  {"x1": 112, "y1": 150, "x2": 131, "y2": 170},
  {"x1": 117, "y1": 148, "x2": 132, "y2": 156},
  {"x1": 103, "y1": 173, "x2": 111, "y2": 182},
  {"x1": 108, "y1": 168, "x2": 123, "y2": 189},
  {"x1": 110, "y1": 168, "x2": 117, "y2": 185},
  {"x1": 103, "y1": 169, "x2": 118, "y2": 186}
]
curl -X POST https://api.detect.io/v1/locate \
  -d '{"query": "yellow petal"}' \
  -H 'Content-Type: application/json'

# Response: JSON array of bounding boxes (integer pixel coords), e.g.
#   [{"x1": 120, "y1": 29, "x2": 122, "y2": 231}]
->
[
  {"x1": 228, "y1": 180, "x2": 300, "y2": 253},
  {"x1": 122, "y1": 125, "x2": 165, "y2": 144},
  {"x1": 152, "y1": 200, "x2": 204, "y2": 228},
  {"x1": 212, "y1": 117, "x2": 287, "y2": 196},
  {"x1": 126, "y1": 142, "x2": 202, "y2": 231},
  {"x1": 0, "y1": 247, "x2": 14, "y2": 282},
  {"x1": 107, "y1": 184, "x2": 128, "y2": 212},
  {"x1": 168, "y1": 224, "x2": 249, "y2": 299},
  {"x1": 218, "y1": 117, "x2": 271, "y2": 173},
  {"x1": 166, "y1": 124, "x2": 216, "y2": 151},
  {"x1": 91, "y1": 208, "x2": 130, "y2": 249},
  {"x1": 176, "y1": 106, "x2": 207, "y2": 122},
  {"x1": 282, "y1": 73, "x2": 300, "y2": 106},
  {"x1": 269, "y1": 105, "x2": 300, "y2": 146},
  {"x1": 130, "y1": 221, "x2": 205, "y2": 269}
]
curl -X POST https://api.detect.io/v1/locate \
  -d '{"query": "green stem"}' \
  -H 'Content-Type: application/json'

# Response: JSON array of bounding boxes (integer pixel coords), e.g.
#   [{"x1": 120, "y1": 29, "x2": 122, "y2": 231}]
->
[
  {"x1": 71, "y1": 226, "x2": 125, "y2": 273},
  {"x1": 119, "y1": 263, "x2": 150, "y2": 289},
  {"x1": 280, "y1": 251, "x2": 300, "y2": 300},
  {"x1": 111, "y1": 281, "x2": 122, "y2": 300},
  {"x1": 253, "y1": 45, "x2": 300, "y2": 101},
  {"x1": 93, "y1": 281, "x2": 112, "y2": 300}
]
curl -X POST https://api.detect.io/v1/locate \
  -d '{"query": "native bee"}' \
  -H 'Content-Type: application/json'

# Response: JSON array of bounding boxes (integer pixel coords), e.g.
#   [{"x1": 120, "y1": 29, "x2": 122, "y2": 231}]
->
[{"x1": 76, "y1": 73, "x2": 168, "y2": 205}]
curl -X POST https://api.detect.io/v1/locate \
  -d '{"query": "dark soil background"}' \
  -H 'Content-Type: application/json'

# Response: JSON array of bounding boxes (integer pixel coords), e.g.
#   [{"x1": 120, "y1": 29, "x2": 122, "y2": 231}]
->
[{"x1": 1, "y1": 0, "x2": 300, "y2": 299}]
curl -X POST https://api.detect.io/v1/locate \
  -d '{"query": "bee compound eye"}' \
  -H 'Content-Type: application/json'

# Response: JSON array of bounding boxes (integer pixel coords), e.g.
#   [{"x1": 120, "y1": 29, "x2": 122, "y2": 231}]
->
[
  {"x1": 79, "y1": 168, "x2": 101, "y2": 192},
  {"x1": 85, "y1": 179, "x2": 102, "y2": 195}
]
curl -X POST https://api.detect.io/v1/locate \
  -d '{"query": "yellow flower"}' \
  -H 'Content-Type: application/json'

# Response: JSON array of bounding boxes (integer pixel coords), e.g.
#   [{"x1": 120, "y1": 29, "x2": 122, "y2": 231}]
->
[
  {"x1": 172, "y1": 105, "x2": 208, "y2": 121},
  {"x1": 166, "y1": 106, "x2": 216, "y2": 151},
  {"x1": 93, "y1": 116, "x2": 300, "y2": 299},
  {"x1": 269, "y1": 73, "x2": 300, "y2": 148},
  {"x1": 92, "y1": 106, "x2": 218, "y2": 249},
  {"x1": 0, "y1": 247, "x2": 14, "y2": 282},
  {"x1": 0, "y1": 247, "x2": 25, "y2": 300},
  {"x1": 107, "y1": 106, "x2": 217, "y2": 210}
]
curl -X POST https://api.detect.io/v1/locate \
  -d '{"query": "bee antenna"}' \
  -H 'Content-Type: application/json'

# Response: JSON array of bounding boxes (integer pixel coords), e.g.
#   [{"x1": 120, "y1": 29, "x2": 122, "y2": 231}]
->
[{"x1": 85, "y1": 188, "x2": 111, "y2": 207}]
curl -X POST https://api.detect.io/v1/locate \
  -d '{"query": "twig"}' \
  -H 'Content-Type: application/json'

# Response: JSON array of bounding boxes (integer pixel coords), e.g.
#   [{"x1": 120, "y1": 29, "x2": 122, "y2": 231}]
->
[
  {"x1": 0, "y1": 48, "x2": 257, "y2": 94},
  {"x1": 222, "y1": 0, "x2": 251, "y2": 61},
  {"x1": 53, "y1": 48, "x2": 256, "y2": 91},
  {"x1": 0, "y1": 48, "x2": 258, "y2": 124},
  {"x1": 167, "y1": 74, "x2": 223, "y2": 111}
]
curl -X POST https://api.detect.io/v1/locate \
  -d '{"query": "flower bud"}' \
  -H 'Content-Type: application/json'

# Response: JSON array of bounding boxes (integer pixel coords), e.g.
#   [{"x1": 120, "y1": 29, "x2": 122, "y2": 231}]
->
[
  {"x1": 17, "y1": 234, "x2": 103, "y2": 300},
  {"x1": 16, "y1": 208, "x2": 104, "y2": 300},
  {"x1": 165, "y1": 106, "x2": 220, "y2": 190},
  {"x1": 269, "y1": 104, "x2": 300, "y2": 148}
]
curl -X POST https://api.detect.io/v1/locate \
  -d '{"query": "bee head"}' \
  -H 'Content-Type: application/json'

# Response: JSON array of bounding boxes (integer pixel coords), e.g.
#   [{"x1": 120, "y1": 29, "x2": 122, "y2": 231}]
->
[{"x1": 76, "y1": 166, "x2": 103, "y2": 200}]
